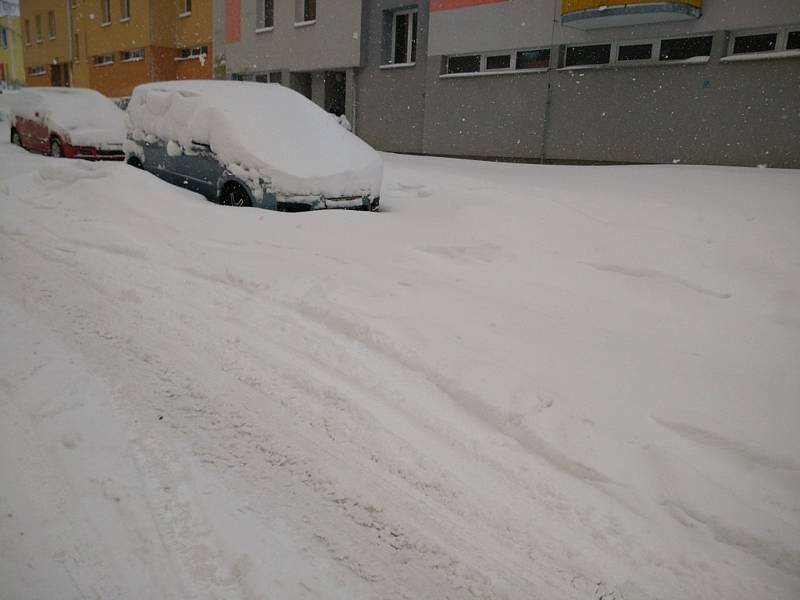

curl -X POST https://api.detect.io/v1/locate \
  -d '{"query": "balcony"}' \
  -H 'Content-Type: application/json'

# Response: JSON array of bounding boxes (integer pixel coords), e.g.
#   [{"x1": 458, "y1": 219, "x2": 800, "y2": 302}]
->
[{"x1": 562, "y1": 1, "x2": 702, "y2": 30}]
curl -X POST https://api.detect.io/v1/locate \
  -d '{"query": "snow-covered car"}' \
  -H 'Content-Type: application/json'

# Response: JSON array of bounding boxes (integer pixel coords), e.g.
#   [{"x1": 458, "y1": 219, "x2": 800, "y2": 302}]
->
[
  {"x1": 8, "y1": 87, "x2": 126, "y2": 160},
  {"x1": 123, "y1": 80, "x2": 382, "y2": 211}
]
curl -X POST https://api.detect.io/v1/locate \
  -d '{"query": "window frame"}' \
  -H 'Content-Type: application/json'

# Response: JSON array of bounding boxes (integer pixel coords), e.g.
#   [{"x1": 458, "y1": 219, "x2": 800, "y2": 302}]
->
[
  {"x1": 48, "y1": 11, "x2": 56, "y2": 40},
  {"x1": 658, "y1": 34, "x2": 714, "y2": 62},
  {"x1": 101, "y1": 0, "x2": 111, "y2": 25},
  {"x1": 483, "y1": 51, "x2": 513, "y2": 72},
  {"x1": 176, "y1": 45, "x2": 208, "y2": 61},
  {"x1": 259, "y1": 0, "x2": 274, "y2": 30},
  {"x1": 94, "y1": 53, "x2": 115, "y2": 66},
  {"x1": 29, "y1": 65, "x2": 48, "y2": 77},
  {"x1": 120, "y1": 0, "x2": 131, "y2": 21},
  {"x1": 179, "y1": 0, "x2": 192, "y2": 17},
  {"x1": 295, "y1": 0, "x2": 316, "y2": 25},
  {"x1": 35, "y1": 15, "x2": 42, "y2": 43},
  {"x1": 560, "y1": 35, "x2": 713, "y2": 69},
  {"x1": 121, "y1": 47, "x2": 144, "y2": 62},
  {"x1": 390, "y1": 7, "x2": 418, "y2": 66},
  {"x1": 444, "y1": 53, "x2": 482, "y2": 75},
  {"x1": 24, "y1": 19, "x2": 31, "y2": 45},
  {"x1": 73, "y1": 32, "x2": 80, "y2": 60},
  {"x1": 727, "y1": 25, "x2": 800, "y2": 56},
  {"x1": 563, "y1": 43, "x2": 612, "y2": 68}
]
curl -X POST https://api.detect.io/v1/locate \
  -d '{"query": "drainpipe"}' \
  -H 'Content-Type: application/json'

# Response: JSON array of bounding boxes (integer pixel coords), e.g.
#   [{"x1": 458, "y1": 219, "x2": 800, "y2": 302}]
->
[
  {"x1": 539, "y1": 0, "x2": 560, "y2": 164},
  {"x1": 66, "y1": 0, "x2": 74, "y2": 85}
]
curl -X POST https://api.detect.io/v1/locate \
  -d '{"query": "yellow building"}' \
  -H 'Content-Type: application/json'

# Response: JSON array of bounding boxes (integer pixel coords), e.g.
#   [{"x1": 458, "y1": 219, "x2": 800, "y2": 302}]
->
[
  {"x1": 1, "y1": 14, "x2": 25, "y2": 87},
  {"x1": 21, "y1": 0, "x2": 212, "y2": 97}
]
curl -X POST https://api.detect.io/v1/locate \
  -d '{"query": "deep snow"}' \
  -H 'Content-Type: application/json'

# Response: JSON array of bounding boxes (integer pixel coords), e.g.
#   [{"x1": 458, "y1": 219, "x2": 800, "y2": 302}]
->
[{"x1": 0, "y1": 115, "x2": 799, "y2": 600}]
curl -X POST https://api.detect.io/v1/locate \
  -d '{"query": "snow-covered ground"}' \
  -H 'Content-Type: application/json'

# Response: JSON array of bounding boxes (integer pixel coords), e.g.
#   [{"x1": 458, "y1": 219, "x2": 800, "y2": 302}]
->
[{"x1": 1, "y1": 112, "x2": 799, "y2": 600}]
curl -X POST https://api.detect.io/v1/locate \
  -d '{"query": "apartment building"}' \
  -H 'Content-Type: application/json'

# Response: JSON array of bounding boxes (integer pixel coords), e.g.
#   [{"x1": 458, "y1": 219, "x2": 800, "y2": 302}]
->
[
  {"x1": 213, "y1": 0, "x2": 363, "y2": 124},
  {"x1": 0, "y1": 8, "x2": 25, "y2": 87},
  {"x1": 220, "y1": 1, "x2": 800, "y2": 168},
  {"x1": 21, "y1": 0, "x2": 213, "y2": 98}
]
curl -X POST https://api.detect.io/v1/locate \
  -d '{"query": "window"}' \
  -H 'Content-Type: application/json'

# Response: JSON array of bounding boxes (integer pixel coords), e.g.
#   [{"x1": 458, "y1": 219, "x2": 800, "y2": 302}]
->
[
  {"x1": 733, "y1": 32, "x2": 777, "y2": 54},
  {"x1": 260, "y1": 0, "x2": 274, "y2": 29},
  {"x1": 485, "y1": 54, "x2": 511, "y2": 70},
  {"x1": 565, "y1": 44, "x2": 611, "y2": 67},
  {"x1": 391, "y1": 8, "x2": 418, "y2": 65},
  {"x1": 178, "y1": 45, "x2": 208, "y2": 59},
  {"x1": 95, "y1": 53, "x2": 114, "y2": 65},
  {"x1": 35, "y1": 15, "x2": 42, "y2": 42},
  {"x1": 788, "y1": 31, "x2": 800, "y2": 50},
  {"x1": 296, "y1": 0, "x2": 315, "y2": 23},
  {"x1": 25, "y1": 19, "x2": 31, "y2": 44},
  {"x1": 255, "y1": 71, "x2": 282, "y2": 84},
  {"x1": 446, "y1": 54, "x2": 481, "y2": 74},
  {"x1": 1, "y1": 28, "x2": 7, "y2": 49},
  {"x1": 29, "y1": 65, "x2": 47, "y2": 76},
  {"x1": 121, "y1": 48, "x2": 144, "y2": 61},
  {"x1": 73, "y1": 33, "x2": 80, "y2": 59},
  {"x1": 516, "y1": 49, "x2": 550, "y2": 70},
  {"x1": 180, "y1": 0, "x2": 192, "y2": 15},
  {"x1": 618, "y1": 43, "x2": 653, "y2": 61},
  {"x1": 101, "y1": 0, "x2": 111, "y2": 25},
  {"x1": 659, "y1": 36, "x2": 713, "y2": 61},
  {"x1": 120, "y1": 0, "x2": 130, "y2": 20},
  {"x1": 48, "y1": 11, "x2": 56, "y2": 39}
]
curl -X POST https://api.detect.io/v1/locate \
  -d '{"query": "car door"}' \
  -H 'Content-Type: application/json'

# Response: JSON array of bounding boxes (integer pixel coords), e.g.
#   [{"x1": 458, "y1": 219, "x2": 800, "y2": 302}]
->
[
  {"x1": 141, "y1": 137, "x2": 173, "y2": 184},
  {"x1": 16, "y1": 114, "x2": 48, "y2": 151},
  {"x1": 28, "y1": 110, "x2": 52, "y2": 152},
  {"x1": 166, "y1": 141, "x2": 224, "y2": 202}
]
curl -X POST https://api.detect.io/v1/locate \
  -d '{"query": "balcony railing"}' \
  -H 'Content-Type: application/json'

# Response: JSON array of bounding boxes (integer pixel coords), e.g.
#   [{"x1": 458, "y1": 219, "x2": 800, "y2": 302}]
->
[{"x1": 562, "y1": 1, "x2": 702, "y2": 30}]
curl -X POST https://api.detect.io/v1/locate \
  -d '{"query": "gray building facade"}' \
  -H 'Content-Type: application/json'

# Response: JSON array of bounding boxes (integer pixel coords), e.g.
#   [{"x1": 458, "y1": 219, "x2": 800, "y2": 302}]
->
[{"x1": 214, "y1": 1, "x2": 800, "y2": 168}]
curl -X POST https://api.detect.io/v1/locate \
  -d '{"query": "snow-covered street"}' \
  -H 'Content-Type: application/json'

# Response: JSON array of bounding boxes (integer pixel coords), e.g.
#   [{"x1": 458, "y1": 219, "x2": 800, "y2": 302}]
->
[{"x1": 1, "y1": 115, "x2": 799, "y2": 599}]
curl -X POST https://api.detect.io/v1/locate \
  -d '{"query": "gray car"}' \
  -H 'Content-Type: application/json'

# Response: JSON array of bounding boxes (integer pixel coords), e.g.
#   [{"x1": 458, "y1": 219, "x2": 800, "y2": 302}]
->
[{"x1": 124, "y1": 81, "x2": 383, "y2": 212}]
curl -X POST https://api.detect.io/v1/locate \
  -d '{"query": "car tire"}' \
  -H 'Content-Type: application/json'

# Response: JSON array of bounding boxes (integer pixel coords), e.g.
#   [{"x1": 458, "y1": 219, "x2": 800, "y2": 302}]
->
[
  {"x1": 127, "y1": 156, "x2": 143, "y2": 169},
  {"x1": 220, "y1": 182, "x2": 252, "y2": 208},
  {"x1": 10, "y1": 128, "x2": 22, "y2": 147},
  {"x1": 50, "y1": 138, "x2": 63, "y2": 158}
]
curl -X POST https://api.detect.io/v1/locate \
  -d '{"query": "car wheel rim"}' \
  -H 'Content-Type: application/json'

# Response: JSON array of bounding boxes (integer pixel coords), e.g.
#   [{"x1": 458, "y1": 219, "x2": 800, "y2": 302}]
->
[{"x1": 51, "y1": 143, "x2": 61, "y2": 157}]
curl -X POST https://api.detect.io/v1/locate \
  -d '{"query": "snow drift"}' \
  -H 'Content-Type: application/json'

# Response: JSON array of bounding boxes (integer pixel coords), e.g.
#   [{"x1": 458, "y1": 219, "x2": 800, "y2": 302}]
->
[{"x1": 125, "y1": 80, "x2": 383, "y2": 198}]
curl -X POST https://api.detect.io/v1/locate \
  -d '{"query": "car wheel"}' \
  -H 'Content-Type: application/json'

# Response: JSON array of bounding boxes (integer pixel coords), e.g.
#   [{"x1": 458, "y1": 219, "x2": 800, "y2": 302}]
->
[
  {"x1": 221, "y1": 182, "x2": 252, "y2": 208},
  {"x1": 127, "y1": 156, "x2": 143, "y2": 169},
  {"x1": 10, "y1": 128, "x2": 22, "y2": 147},
  {"x1": 50, "y1": 138, "x2": 63, "y2": 158}
]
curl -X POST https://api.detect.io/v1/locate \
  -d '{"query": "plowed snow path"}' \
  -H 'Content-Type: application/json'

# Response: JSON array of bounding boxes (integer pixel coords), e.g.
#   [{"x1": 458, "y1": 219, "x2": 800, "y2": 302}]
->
[{"x1": 1, "y1": 125, "x2": 799, "y2": 600}]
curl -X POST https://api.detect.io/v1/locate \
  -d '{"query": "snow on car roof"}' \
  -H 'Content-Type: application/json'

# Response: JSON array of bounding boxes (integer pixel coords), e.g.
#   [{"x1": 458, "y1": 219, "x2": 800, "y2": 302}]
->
[
  {"x1": 9, "y1": 87, "x2": 125, "y2": 137},
  {"x1": 126, "y1": 80, "x2": 382, "y2": 197}
]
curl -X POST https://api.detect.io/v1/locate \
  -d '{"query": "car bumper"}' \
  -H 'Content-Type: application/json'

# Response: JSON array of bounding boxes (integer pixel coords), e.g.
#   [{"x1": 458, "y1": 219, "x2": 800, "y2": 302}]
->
[
  {"x1": 65, "y1": 145, "x2": 126, "y2": 161},
  {"x1": 277, "y1": 194, "x2": 379, "y2": 212}
]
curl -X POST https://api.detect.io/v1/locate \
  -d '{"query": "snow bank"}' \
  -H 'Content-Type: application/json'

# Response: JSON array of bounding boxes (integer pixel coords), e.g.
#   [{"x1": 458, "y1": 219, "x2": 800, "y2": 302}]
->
[
  {"x1": 8, "y1": 87, "x2": 125, "y2": 149},
  {"x1": 125, "y1": 80, "x2": 382, "y2": 197}
]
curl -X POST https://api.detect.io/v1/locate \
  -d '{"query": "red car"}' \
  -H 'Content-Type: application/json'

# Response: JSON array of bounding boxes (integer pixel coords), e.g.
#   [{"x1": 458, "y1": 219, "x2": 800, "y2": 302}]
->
[{"x1": 9, "y1": 87, "x2": 126, "y2": 160}]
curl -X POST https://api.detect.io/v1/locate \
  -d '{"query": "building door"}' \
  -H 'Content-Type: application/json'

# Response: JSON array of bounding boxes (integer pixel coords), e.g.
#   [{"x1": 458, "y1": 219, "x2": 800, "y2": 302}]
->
[
  {"x1": 324, "y1": 71, "x2": 346, "y2": 116},
  {"x1": 51, "y1": 63, "x2": 70, "y2": 87},
  {"x1": 290, "y1": 72, "x2": 312, "y2": 100}
]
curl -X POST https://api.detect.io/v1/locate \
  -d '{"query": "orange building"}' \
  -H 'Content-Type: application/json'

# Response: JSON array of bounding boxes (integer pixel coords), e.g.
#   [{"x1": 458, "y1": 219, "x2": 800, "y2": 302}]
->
[{"x1": 21, "y1": 0, "x2": 212, "y2": 97}]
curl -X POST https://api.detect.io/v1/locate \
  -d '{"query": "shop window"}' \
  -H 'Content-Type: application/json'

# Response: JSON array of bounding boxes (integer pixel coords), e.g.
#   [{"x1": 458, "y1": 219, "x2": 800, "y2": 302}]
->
[
  {"x1": 618, "y1": 43, "x2": 652, "y2": 61},
  {"x1": 485, "y1": 54, "x2": 511, "y2": 70},
  {"x1": 446, "y1": 55, "x2": 481, "y2": 74},
  {"x1": 659, "y1": 36, "x2": 713, "y2": 61},
  {"x1": 565, "y1": 44, "x2": 611, "y2": 67},
  {"x1": 516, "y1": 49, "x2": 550, "y2": 70},
  {"x1": 733, "y1": 32, "x2": 777, "y2": 54}
]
